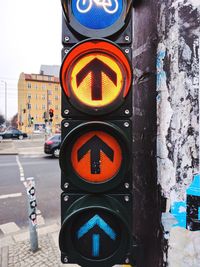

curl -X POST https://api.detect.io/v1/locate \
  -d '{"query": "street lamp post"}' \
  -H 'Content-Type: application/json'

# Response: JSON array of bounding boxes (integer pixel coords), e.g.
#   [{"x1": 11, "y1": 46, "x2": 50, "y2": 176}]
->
[{"x1": 1, "y1": 80, "x2": 7, "y2": 121}]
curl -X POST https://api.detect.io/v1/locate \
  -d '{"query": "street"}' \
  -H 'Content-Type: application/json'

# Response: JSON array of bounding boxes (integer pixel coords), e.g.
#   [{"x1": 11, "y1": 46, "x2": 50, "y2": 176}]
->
[{"x1": 0, "y1": 138, "x2": 61, "y2": 235}]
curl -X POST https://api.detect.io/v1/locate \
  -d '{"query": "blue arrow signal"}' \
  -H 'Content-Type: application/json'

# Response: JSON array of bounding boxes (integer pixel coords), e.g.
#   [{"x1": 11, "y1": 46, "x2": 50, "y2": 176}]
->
[
  {"x1": 92, "y1": 234, "x2": 100, "y2": 257},
  {"x1": 77, "y1": 214, "x2": 116, "y2": 257},
  {"x1": 77, "y1": 214, "x2": 116, "y2": 240}
]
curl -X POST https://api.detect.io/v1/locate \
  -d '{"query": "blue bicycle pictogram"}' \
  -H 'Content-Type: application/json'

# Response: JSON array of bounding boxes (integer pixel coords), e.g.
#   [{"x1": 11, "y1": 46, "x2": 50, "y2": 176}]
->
[{"x1": 76, "y1": 0, "x2": 119, "y2": 14}]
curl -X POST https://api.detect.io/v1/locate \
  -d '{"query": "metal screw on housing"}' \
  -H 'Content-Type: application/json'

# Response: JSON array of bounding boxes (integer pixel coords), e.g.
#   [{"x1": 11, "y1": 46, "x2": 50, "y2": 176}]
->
[
  {"x1": 124, "y1": 183, "x2": 130, "y2": 189},
  {"x1": 64, "y1": 36, "x2": 70, "y2": 42},
  {"x1": 124, "y1": 122, "x2": 130, "y2": 127},
  {"x1": 125, "y1": 109, "x2": 130, "y2": 115},
  {"x1": 124, "y1": 195, "x2": 130, "y2": 202},
  {"x1": 64, "y1": 183, "x2": 69, "y2": 189},
  {"x1": 125, "y1": 258, "x2": 130, "y2": 264},
  {"x1": 64, "y1": 122, "x2": 69, "y2": 128},
  {"x1": 125, "y1": 48, "x2": 130, "y2": 54},
  {"x1": 64, "y1": 109, "x2": 69, "y2": 115},
  {"x1": 64, "y1": 49, "x2": 69, "y2": 54},
  {"x1": 64, "y1": 196, "x2": 69, "y2": 202},
  {"x1": 125, "y1": 35, "x2": 130, "y2": 42},
  {"x1": 64, "y1": 257, "x2": 68, "y2": 263}
]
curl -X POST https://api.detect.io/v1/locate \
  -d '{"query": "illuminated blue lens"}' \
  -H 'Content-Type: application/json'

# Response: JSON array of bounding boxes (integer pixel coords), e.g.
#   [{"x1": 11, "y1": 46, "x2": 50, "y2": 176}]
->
[{"x1": 72, "y1": 0, "x2": 123, "y2": 30}]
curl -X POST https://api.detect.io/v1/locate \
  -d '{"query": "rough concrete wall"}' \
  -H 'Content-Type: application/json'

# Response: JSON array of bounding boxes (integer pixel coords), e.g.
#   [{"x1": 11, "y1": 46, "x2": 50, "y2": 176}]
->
[{"x1": 157, "y1": 0, "x2": 200, "y2": 266}]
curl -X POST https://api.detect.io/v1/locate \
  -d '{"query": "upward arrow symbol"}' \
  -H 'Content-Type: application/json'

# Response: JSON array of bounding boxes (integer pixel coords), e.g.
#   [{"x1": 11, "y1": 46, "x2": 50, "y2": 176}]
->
[
  {"x1": 78, "y1": 135, "x2": 114, "y2": 174},
  {"x1": 76, "y1": 58, "x2": 117, "y2": 100}
]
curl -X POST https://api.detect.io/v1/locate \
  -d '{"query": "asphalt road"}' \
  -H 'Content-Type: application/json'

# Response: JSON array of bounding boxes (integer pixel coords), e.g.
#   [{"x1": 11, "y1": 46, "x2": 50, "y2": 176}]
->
[{"x1": 0, "y1": 152, "x2": 61, "y2": 233}]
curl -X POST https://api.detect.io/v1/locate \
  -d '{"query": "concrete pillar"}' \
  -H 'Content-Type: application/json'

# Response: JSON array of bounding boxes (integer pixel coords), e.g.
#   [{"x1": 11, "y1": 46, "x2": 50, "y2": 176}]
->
[{"x1": 133, "y1": 0, "x2": 199, "y2": 266}]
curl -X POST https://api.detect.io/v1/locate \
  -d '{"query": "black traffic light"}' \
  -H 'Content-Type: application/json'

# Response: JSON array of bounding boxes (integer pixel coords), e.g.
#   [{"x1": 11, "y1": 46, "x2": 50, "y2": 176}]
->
[
  {"x1": 59, "y1": 1, "x2": 137, "y2": 266},
  {"x1": 49, "y1": 109, "x2": 54, "y2": 118}
]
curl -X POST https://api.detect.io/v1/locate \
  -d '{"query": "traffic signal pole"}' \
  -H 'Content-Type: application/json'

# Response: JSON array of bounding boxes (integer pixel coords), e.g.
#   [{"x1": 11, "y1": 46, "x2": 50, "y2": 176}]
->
[
  {"x1": 133, "y1": 0, "x2": 199, "y2": 266},
  {"x1": 132, "y1": 1, "x2": 162, "y2": 266}
]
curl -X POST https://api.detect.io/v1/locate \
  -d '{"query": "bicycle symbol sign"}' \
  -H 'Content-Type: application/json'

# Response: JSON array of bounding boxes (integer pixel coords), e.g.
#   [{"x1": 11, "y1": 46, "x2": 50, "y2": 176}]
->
[
  {"x1": 72, "y1": 0, "x2": 123, "y2": 30},
  {"x1": 76, "y1": 0, "x2": 119, "y2": 14}
]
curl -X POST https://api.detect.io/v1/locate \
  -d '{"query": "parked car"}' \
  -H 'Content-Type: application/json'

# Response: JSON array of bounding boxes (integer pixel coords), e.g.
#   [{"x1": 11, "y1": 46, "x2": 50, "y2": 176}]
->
[
  {"x1": 0, "y1": 129, "x2": 28, "y2": 140},
  {"x1": 44, "y1": 134, "x2": 61, "y2": 158}
]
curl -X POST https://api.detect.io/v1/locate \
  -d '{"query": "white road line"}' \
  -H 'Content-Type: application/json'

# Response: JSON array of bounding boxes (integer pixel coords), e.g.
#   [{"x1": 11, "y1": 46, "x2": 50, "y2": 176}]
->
[
  {"x1": 15, "y1": 155, "x2": 46, "y2": 227},
  {"x1": 16, "y1": 155, "x2": 25, "y2": 181},
  {"x1": 0, "y1": 193, "x2": 22, "y2": 200}
]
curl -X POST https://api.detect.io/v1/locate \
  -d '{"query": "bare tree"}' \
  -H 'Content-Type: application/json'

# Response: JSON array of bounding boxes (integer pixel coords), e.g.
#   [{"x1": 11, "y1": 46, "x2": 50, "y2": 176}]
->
[
  {"x1": 0, "y1": 113, "x2": 5, "y2": 125},
  {"x1": 10, "y1": 113, "x2": 18, "y2": 129}
]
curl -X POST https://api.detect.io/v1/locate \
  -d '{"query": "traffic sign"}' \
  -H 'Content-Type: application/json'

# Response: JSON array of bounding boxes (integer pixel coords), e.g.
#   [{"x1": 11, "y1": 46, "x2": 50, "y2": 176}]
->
[
  {"x1": 61, "y1": 0, "x2": 133, "y2": 41},
  {"x1": 60, "y1": 39, "x2": 132, "y2": 117}
]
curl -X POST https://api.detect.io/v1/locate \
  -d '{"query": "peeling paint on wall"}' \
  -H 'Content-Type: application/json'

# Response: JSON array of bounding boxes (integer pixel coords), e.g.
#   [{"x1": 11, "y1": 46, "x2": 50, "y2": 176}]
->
[{"x1": 157, "y1": 0, "x2": 200, "y2": 265}]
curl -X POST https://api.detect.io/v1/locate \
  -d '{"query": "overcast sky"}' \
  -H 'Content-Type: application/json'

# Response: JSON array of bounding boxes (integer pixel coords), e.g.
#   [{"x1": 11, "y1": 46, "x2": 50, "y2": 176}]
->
[{"x1": 0, "y1": 0, "x2": 62, "y2": 119}]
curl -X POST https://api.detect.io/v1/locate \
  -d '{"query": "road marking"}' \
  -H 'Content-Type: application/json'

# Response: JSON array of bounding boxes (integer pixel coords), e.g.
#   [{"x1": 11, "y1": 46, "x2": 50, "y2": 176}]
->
[
  {"x1": 0, "y1": 193, "x2": 22, "y2": 200},
  {"x1": 16, "y1": 155, "x2": 25, "y2": 181}
]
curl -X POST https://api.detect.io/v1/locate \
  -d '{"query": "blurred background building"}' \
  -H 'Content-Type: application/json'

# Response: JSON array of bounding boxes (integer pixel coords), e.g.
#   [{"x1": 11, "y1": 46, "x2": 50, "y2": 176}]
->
[{"x1": 18, "y1": 65, "x2": 61, "y2": 134}]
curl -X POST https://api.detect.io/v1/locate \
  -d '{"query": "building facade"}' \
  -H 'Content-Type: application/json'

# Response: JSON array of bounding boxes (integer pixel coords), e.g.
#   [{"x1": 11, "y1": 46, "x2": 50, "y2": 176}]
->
[{"x1": 18, "y1": 72, "x2": 61, "y2": 134}]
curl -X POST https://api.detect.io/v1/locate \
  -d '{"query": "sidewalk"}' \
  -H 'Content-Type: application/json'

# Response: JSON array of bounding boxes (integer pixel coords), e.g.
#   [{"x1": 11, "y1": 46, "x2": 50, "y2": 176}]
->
[
  {"x1": 0, "y1": 140, "x2": 17, "y2": 155},
  {"x1": 0, "y1": 221, "x2": 79, "y2": 267},
  {"x1": 0, "y1": 139, "x2": 44, "y2": 156}
]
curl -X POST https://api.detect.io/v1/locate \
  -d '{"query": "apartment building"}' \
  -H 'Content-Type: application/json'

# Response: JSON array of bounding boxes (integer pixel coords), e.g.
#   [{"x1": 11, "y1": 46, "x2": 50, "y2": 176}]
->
[{"x1": 18, "y1": 72, "x2": 61, "y2": 134}]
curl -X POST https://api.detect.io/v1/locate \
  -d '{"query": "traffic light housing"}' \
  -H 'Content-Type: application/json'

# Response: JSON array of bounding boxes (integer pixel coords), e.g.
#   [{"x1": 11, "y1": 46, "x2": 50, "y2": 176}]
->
[
  {"x1": 59, "y1": 1, "x2": 137, "y2": 266},
  {"x1": 49, "y1": 108, "x2": 54, "y2": 118}
]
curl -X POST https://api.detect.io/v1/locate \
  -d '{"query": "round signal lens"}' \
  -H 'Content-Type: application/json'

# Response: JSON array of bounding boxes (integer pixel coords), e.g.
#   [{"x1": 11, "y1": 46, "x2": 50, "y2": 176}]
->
[
  {"x1": 71, "y1": 131, "x2": 122, "y2": 183},
  {"x1": 59, "y1": 121, "x2": 131, "y2": 193},
  {"x1": 60, "y1": 39, "x2": 132, "y2": 115}
]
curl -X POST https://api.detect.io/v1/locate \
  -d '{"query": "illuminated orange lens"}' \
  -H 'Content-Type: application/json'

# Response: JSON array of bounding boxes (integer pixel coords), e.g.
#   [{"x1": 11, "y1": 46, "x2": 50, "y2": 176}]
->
[
  {"x1": 71, "y1": 131, "x2": 122, "y2": 183},
  {"x1": 71, "y1": 54, "x2": 123, "y2": 107},
  {"x1": 61, "y1": 40, "x2": 132, "y2": 112}
]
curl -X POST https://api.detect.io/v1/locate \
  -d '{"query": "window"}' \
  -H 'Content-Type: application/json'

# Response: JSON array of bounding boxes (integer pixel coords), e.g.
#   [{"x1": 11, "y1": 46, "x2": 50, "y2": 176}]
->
[
  {"x1": 55, "y1": 86, "x2": 58, "y2": 91},
  {"x1": 48, "y1": 90, "x2": 52, "y2": 95},
  {"x1": 55, "y1": 105, "x2": 59, "y2": 110},
  {"x1": 42, "y1": 94, "x2": 46, "y2": 100},
  {"x1": 48, "y1": 100, "x2": 52, "y2": 105},
  {"x1": 27, "y1": 83, "x2": 31, "y2": 88},
  {"x1": 42, "y1": 104, "x2": 46, "y2": 110},
  {"x1": 55, "y1": 95, "x2": 59, "y2": 100},
  {"x1": 35, "y1": 94, "x2": 38, "y2": 100},
  {"x1": 35, "y1": 104, "x2": 38, "y2": 110},
  {"x1": 35, "y1": 84, "x2": 38, "y2": 89},
  {"x1": 27, "y1": 93, "x2": 31, "y2": 99},
  {"x1": 42, "y1": 84, "x2": 46, "y2": 89}
]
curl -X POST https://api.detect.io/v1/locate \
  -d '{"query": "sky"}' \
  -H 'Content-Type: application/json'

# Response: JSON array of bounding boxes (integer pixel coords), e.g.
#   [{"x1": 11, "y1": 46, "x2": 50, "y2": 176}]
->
[{"x1": 0, "y1": 0, "x2": 62, "y2": 120}]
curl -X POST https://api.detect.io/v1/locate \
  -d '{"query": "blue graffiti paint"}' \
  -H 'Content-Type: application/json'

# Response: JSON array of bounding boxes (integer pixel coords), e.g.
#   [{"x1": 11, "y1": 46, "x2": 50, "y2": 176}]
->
[
  {"x1": 186, "y1": 173, "x2": 200, "y2": 196},
  {"x1": 171, "y1": 202, "x2": 186, "y2": 228},
  {"x1": 198, "y1": 207, "x2": 200, "y2": 221},
  {"x1": 157, "y1": 50, "x2": 167, "y2": 88},
  {"x1": 92, "y1": 234, "x2": 100, "y2": 257},
  {"x1": 186, "y1": 174, "x2": 200, "y2": 231},
  {"x1": 169, "y1": 174, "x2": 200, "y2": 231}
]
